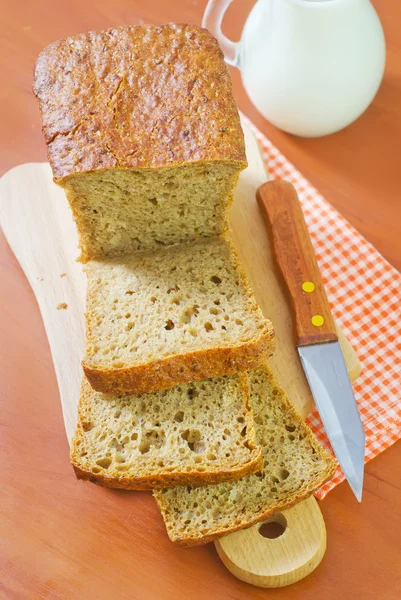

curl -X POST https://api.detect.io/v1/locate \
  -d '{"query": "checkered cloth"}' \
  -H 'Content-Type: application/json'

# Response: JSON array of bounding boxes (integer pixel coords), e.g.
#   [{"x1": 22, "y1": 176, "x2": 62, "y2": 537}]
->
[{"x1": 244, "y1": 116, "x2": 401, "y2": 499}]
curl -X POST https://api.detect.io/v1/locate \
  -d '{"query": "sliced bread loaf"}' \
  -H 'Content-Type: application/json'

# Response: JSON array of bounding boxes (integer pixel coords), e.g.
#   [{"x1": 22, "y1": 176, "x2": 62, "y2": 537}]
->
[
  {"x1": 33, "y1": 24, "x2": 247, "y2": 261},
  {"x1": 154, "y1": 366, "x2": 337, "y2": 546},
  {"x1": 83, "y1": 235, "x2": 275, "y2": 395},
  {"x1": 70, "y1": 374, "x2": 262, "y2": 490}
]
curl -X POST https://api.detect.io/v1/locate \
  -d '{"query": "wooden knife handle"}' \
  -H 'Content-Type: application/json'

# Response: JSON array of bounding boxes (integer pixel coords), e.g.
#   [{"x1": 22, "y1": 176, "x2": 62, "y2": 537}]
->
[{"x1": 257, "y1": 180, "x2": 338, "y2": 346}]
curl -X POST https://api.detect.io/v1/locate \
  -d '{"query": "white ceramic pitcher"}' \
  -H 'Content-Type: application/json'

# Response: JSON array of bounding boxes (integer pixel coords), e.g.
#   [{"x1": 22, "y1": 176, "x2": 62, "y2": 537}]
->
[{"x1": 202, "y1": 0, "x2": 385, "y2": 137}]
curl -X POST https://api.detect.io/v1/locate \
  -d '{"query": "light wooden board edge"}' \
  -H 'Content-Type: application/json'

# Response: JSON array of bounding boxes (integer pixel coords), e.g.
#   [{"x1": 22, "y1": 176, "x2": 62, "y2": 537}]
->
[
  {"x1": 215, "y1": 495, "x2": 326, "y2": 588},
  {"x1": 0, "y1": 162, "x2": 85, "y2": 442}
]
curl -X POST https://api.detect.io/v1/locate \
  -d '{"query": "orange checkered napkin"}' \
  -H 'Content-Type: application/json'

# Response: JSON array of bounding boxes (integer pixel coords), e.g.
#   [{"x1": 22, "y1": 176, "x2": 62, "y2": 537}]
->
[{"x1": 244, "y1": 116, "x2": 401, "y2": 499}]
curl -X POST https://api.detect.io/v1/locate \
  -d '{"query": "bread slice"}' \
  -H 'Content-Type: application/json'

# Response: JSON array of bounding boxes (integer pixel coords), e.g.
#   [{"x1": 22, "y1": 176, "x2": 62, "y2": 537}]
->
[
  {"x1": 70, "y1": 374, "x2": 262, "y2": 490},
  {"x1": 33, "y1": 24, "x2": 247, "y2": 262},
  {"x1": 83, "y1": 235, "x2": 275, "y2": 395},
  {"x1": 154, "y1": 367, "x2": 337, "y2": 546}
]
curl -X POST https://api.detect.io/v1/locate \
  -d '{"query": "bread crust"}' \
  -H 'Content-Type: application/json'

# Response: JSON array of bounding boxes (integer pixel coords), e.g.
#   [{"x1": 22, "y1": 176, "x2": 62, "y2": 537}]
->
[
  {"x1": 33, "y1": 23, "x2": 247, "y2": 181},
  {"x1": 83, "y1": 330, "x2": 275, "y2": 395},
  {"x1": 71, "y1": 450, "x2": 263, "y2": 491}
]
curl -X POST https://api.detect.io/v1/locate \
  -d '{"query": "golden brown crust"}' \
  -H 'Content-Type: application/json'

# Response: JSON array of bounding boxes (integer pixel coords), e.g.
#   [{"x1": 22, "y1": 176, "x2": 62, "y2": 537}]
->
[
  {"x1": 33, "y1": 23, "x2": 247, "y2": 181},
  {"x1": 83, "y1": 330, "x2": 275, "y2": 395},
  {"x1": 71, "y1": 450, "x2": 263, "y2": 491}
]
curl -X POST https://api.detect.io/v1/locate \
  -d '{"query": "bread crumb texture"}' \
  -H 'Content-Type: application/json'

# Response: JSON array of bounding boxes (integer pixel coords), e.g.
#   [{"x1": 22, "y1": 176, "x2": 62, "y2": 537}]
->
[
  {"x1": 70, "y1": 373, "x2": 262, "y2": 489},
  {"x1": 154, "y1": 367, "x2": 337, "y2": 546}
]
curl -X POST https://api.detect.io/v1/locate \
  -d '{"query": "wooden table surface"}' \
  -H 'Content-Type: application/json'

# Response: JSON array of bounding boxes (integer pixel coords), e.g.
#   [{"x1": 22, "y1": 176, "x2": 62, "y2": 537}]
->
[{"x1": 1, "y1": 1, "x2": 400, "y2": 599}]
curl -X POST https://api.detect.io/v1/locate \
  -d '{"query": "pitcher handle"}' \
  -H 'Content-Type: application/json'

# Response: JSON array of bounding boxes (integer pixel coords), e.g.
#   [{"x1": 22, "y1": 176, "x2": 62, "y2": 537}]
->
[{"x1": 202, "y1": 0, "x2": 240, "y2": 67}]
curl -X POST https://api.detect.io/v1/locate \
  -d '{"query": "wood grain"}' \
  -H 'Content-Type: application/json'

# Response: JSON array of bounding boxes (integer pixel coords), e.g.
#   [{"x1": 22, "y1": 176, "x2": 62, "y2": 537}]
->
[
  {"x1": 257, "y1": 181, "x2": 338, "y2": 346},
  {"x1": 215, "y1": 497, "x2": 326, "y2": 588},
  {"x1": 1, "y1": 1, "x2": 401, "y2": 599}
]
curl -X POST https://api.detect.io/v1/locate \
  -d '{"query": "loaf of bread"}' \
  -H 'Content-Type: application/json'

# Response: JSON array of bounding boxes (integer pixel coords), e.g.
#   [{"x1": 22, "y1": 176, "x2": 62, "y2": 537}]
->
[
  {"x1": 154, "y1": 366, "x2": 337, "y2": 546},
  {"x1": 70, "y1": 374, "x2": 262, "y2": 490},
  {"x1": 33, "y1": 24, "x2": 247, "y2": 262},
  {"x1": 83, "y1": 235, "x2": 274, "y2": 395}
]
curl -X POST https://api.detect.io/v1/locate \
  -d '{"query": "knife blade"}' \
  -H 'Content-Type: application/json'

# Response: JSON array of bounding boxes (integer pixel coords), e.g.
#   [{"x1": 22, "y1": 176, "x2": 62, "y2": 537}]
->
[{"x1": 257, "y1": 180, "x2": 365, "y2": 501}]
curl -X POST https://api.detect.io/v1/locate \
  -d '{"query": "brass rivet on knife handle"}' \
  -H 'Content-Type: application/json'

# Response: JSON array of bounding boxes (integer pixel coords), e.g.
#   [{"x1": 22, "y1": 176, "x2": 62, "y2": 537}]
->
[{"x1": 256, "y1": 180, "x2": 338, "y2": 347}]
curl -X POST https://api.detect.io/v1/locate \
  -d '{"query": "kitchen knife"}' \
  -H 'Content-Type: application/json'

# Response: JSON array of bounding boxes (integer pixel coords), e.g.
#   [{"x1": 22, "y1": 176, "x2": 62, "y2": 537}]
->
[{"x1": 257, "y1": 180, "x2": 365, "y2": 501}]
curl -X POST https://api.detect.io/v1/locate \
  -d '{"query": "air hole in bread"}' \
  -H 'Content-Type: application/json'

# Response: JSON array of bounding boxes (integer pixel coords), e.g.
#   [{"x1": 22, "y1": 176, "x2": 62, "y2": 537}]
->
[
  {"x1": 174, "y1": 411, "x2": 184, "y2": 422},
  {"x1": 110, "y1": 438, "x2": 121, "y2": 450},
  {"x1": 139, "y1": 441, "x2": 150, "y2": 454},
  {"x1": 95, "y1": 457, "x2": 112, "y2": 469},
  {"x1": 115, "y1": 452, "x2": 125, "y2": 463},
  {"x1": 285, "y1": 424, "x2": 296, "y2": 432},
  {"x1": 167, "y1": 285, "x2": 180, "y2": 295},
  {"x1": 165, "y1": 319, "x2": 175, "y2": 330},
  {"x1": 187, "y1": 387, "x2": 198, "y2": 400},
  {"x1": 181, "y1": 429, "x2": 204, "y2": 453},
  {"x1": 211, "y1": 276, "x2": 222, "y2": 284}
]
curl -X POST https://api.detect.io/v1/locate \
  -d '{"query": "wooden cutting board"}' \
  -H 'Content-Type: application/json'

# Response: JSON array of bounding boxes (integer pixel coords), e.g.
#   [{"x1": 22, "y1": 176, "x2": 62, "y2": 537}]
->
[{"x1": 0, "y1": 120, "x2": 360, "y2": 588}]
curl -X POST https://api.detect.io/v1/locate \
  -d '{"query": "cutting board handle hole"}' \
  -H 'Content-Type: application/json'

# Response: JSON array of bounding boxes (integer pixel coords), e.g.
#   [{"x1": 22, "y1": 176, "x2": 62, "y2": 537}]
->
[{"x1": 258, "y1": 514, "x2": 287, "y2": 540}]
